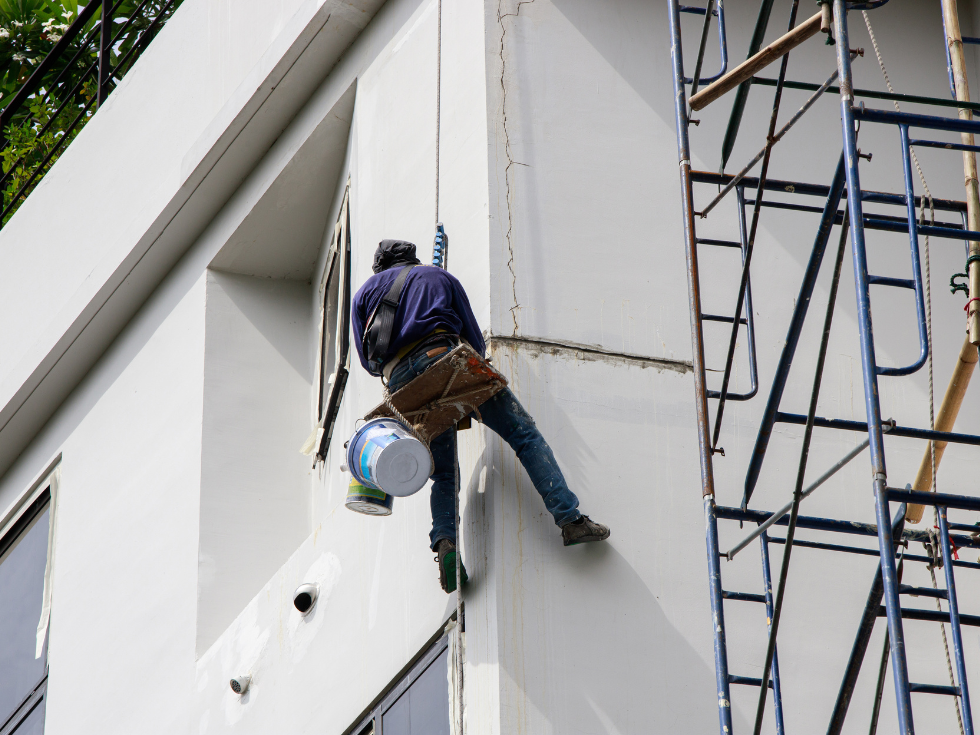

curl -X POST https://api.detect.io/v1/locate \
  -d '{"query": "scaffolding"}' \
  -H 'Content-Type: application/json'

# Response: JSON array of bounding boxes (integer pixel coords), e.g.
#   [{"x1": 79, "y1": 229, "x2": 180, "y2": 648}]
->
[{"x1": 669, "y1": 1, "x2": 980, "y2": 733}]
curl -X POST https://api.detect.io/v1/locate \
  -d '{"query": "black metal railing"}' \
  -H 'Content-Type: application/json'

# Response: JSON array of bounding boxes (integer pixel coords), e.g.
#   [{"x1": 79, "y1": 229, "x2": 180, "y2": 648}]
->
[{"x1": 0, "y1": 0, "x2": 184, "y2": 228}]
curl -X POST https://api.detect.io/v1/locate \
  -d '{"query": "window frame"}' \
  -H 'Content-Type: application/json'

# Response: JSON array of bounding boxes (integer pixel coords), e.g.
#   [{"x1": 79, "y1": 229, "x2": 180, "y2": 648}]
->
[
  {"x1": 0, "y1": 486, "x2": 52, "y2": 735},
  {"x1": 344, "y1": 619, "x2": 454, "y2": 735},
  {"x1": 314, "y1": 184, "x2": 352, "y2": 461}
]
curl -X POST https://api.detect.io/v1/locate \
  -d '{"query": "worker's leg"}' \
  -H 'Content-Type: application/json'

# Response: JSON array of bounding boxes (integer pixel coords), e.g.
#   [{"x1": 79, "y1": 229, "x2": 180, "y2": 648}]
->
[
  {"x1": 478, "y1": 388, "x2": 582, "y2": 528},
  {"x1": 427, "y1": 426, "x2": 458, "y2": 550}
]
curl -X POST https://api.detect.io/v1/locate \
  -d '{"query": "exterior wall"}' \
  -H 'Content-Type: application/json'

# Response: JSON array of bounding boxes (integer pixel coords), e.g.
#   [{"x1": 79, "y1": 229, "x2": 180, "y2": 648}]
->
[
  {"x1": 2, "y1": 0, "x2": 980, "y2": 734},
  {"x1": 198, "y1": 272, "x2": 314, "y2": 653},
  {"x1": 482, "y1": 1, "x2": 980, "y2": 733},
  {"x1": 36, "y1": 270, "x2": 205, "y2": 735},
  {"x1": 1, "y1": 0, "x2": 493, "y2": 733}
]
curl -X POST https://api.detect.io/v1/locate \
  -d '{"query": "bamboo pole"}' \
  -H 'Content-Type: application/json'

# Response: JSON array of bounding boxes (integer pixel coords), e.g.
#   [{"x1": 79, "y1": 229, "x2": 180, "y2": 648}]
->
[
  {"x1": 907, "y1": 336, "x2": 978, "y2": 523},
  {"x1": 942, "y1": 0, "x2": 980, "y2": 345},
  {"x1": 819, "y1": 2, "x2": 832, "y2": 35},
  {"x1": 688, "y1": 11, "x2": 823, "y2": 112}
]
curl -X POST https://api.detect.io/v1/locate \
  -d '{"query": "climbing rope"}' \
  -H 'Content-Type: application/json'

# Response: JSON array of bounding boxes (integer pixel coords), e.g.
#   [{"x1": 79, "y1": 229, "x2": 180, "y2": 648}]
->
[
  {"x1": 861, "y1": 12, "x2": 932, "y2": 202},
  {"x1": 864, "y1": 10, "x2": 965, "y2": 730},
  {"x1": 382, "y1": 391, "x2": 431, "y2": 444},
  {"x1": 432, "y1": 1, "x2": 464, "y2": 729},
  {"x1": 434, "y1": 0, "x2": 443, "y2": 227},
  {"x1": 920, "y1": 197, "x2": 938, "y2": 513}
]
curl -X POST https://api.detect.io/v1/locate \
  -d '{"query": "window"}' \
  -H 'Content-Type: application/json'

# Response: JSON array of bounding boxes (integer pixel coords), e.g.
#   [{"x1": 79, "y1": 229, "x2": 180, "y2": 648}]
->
[
  {"x1": 313, "y1": 184, "x2": 352, "y2": 460},
  {"x1": 346, "y1": 625, "x2": 453, "y2": 735},
  {"x1": 0, "y1": 488, "x2": 51, "y2": 735}
]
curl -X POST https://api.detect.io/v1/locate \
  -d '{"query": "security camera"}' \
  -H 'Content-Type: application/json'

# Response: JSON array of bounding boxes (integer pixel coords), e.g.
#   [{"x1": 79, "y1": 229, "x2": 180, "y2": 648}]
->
[
  {"x1": 230, "y1": 675, "x2": 250, "y2": 695},
  {"x1": 293, "y1": 583, "x2": 319, "y2": 615}
]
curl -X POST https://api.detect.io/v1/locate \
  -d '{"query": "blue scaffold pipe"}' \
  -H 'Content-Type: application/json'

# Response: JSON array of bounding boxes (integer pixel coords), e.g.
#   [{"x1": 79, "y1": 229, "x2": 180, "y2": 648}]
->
[
  {"x1": 826, "y1": 505, "x2": 906, "y2": 735},
  {"x1": 707, "y1": 187, "x2": 759, "y2": 401},
  {"x1": 874, "y1": 123, "x2": 929, "y2": 378},
  {"x1": 834, "y1": 2, "x2": 914, "y2": 731},
  {"x1": 855, "y1": 105, "x2": 980, "y2": 135},
  {"x1": 717, "y1": 504, "x2": 980, "y2": 551},
  {"x1": 684, "y1": 0, "x2": 729, "y2": 88},
  {"x1": 736, "y1": 186, "x2": 760, "y2": 400},
  {"x1": 774, "y1": 411, "x2": 980, "y2": 446},
  {"x1": 759, "y1": 532, "x2": 786, "y2": 735},
  {"x1": 937, "y1": 506, "x2": 976, "y2": 734},
  {"x1": 910, "y1": 138, "x2": 980, "y2": 155},
  {"x1": 705, "y1": 495, "x2": 733, "y2": 734},
  {"x1": 887, "y1": 488, "x2": 980, "y2": 513}
]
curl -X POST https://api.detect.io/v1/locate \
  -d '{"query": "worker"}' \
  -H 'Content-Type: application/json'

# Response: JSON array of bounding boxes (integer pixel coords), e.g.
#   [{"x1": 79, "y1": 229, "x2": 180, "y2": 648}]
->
[{"x1": 353, "y1": 239, "x2": 611, "y2": 593}]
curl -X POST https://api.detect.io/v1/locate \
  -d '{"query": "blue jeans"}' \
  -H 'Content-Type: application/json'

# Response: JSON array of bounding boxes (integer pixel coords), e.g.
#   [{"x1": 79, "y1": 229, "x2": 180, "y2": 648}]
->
[{"x1": 388, "y1": 341, "x2": 581, "y2": 549}]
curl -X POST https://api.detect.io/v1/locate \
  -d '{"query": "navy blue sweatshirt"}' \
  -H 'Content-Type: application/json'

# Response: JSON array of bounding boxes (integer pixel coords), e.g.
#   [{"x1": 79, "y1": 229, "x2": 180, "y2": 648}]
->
[{"x1": 352, "y1": 265, "x2": 485, "y2": 374}]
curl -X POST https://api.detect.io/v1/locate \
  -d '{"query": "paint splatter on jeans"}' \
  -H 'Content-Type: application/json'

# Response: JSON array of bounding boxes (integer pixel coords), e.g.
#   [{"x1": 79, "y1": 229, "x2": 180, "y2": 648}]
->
[{"x1": 389, "y1": 350, "x2": 581, "y2": 549}]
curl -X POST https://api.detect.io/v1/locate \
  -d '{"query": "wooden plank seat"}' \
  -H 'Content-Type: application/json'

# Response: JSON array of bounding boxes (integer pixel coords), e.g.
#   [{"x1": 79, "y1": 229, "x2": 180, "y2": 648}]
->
[{"x1": 365, "y1": 342, "x2": 508, "y2": 443}]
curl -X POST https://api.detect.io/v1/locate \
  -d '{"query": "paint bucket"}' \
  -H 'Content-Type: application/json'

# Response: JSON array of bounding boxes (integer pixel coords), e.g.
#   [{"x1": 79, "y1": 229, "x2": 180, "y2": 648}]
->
[
  {"x1": 345, "y1": 478, "x2": 394, "y2": 516},
  {"x1": 345, "y1": 418, "x2": 432, "y2": 497}
]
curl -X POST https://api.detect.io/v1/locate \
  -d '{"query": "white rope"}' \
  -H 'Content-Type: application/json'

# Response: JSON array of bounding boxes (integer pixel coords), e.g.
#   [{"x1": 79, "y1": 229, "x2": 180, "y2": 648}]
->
[
  {"x1": 452, "y1": 423, "x2": 463, "y2": 735},
  {"x1": 435, "y1": 0, "x2": 443, "y2": 227},
  {"x1": 433, "y1": 1, "x2": 463, "y2": 728},
  {"x1": 863, "y1": 14, "x2": 966, "y2": 732},
  {"x1": 440, "y1": 358, "x2": 464, "y2": 400},
  {"x1": 861, "y1": 12, "x2": 932, "y2": 201},
  {"x1": 383, "y1": 391, "x2": 430, "y2": 443}
]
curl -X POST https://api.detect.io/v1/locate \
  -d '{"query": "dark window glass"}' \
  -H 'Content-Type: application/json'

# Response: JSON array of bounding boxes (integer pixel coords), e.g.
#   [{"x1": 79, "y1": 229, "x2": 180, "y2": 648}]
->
[
  {"x1": 319, "y1": 248, "x2": 342, "y2": 420},
  {"x1": 0, "y1": 505, "x2": 49, "y2": 725},
  {"x1": 381, "y1": 646, "x2": 450, "y2": 735}
]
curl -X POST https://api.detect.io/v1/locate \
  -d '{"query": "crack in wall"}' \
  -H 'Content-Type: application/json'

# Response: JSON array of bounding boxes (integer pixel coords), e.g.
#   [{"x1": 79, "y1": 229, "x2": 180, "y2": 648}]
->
[
  {"x1": 490, "y1": 334, "x2": 694, "y2": 373},
  {"x1": 496, "y1": 0, "x2": 535, "y2": 336}
]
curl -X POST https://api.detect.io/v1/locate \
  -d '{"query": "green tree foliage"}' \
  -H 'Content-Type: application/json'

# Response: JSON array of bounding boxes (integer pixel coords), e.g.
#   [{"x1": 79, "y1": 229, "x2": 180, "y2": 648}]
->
[{"x1": 0, "y1": 0, "x2": 182, "y2": 222}]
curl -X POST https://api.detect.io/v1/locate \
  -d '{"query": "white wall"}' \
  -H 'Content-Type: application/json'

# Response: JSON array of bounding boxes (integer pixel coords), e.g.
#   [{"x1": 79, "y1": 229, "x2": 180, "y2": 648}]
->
[
  {"x1": 480, "y1": 1, "x2": 980, "y2": 733},
  {"x1": 45, "y1": 271, "x2": 205, "y2": 735},
  {"x1": 198, "y1": 272, "x2": 313, "y2": 654},
  {"x1": 0, "y1": 0, "x2": 495, "y2": 733}
]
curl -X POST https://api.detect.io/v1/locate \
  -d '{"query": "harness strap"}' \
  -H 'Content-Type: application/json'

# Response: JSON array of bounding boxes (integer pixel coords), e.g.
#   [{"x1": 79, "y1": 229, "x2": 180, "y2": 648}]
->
[{"x1": 363, "y1": 265, "x2": 417, "y2": 375}]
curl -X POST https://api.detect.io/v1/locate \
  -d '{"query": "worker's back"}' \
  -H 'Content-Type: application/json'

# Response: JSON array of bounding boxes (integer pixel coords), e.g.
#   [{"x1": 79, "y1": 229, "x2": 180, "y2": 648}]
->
[{"x1": 352, "y1": 263, "x2": 485, "y2": 374}]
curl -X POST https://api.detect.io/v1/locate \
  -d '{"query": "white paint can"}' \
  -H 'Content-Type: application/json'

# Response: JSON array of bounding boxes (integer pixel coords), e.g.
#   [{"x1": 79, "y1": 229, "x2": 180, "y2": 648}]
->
[{"x1": 346, "y1": 418, "x2": 432, "y2": 497}]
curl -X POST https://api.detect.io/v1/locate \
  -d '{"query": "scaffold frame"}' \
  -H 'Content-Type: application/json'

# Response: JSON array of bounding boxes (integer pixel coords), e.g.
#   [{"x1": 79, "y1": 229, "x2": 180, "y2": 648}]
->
[{"x1": 668, "y1": 1, "x2": 980, "y2": 733}]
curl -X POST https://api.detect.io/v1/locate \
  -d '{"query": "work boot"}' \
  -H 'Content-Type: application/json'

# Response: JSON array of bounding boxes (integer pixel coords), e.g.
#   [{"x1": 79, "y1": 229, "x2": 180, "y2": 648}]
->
[
  {"x1": 562, "y1": 515, "x2": 611, "y2": 546},
  {"x1": 435, "y1": 539, "x2": 468, "y2": 594}
]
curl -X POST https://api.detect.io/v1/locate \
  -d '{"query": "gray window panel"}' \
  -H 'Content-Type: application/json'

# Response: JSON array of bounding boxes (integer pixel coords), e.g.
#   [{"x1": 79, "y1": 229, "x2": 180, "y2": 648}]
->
[
  {"x1": 381, "y1": 647, "x2": 450, "y2": 735},
  {"x1": 3, "y1": 698, "x2": 45, "y2": 735},
  {"x1": 0, "y1": 507, "x2": 49, "y2": 724},
  {"x1": 345, "y1": 626, "x2": 453, "y2": 735}
]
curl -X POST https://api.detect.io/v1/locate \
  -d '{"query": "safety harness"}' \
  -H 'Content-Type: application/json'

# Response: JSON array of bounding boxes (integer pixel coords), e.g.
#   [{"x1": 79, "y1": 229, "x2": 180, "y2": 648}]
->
[{"x1": 361, "y1": 264, "x2": 417, "y2": 376}]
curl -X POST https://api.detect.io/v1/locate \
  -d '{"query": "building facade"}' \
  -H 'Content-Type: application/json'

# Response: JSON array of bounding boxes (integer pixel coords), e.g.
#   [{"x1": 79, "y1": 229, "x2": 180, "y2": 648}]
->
[{"x1": 2, "y1": 0, "x2": 980, "y2": 733}]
